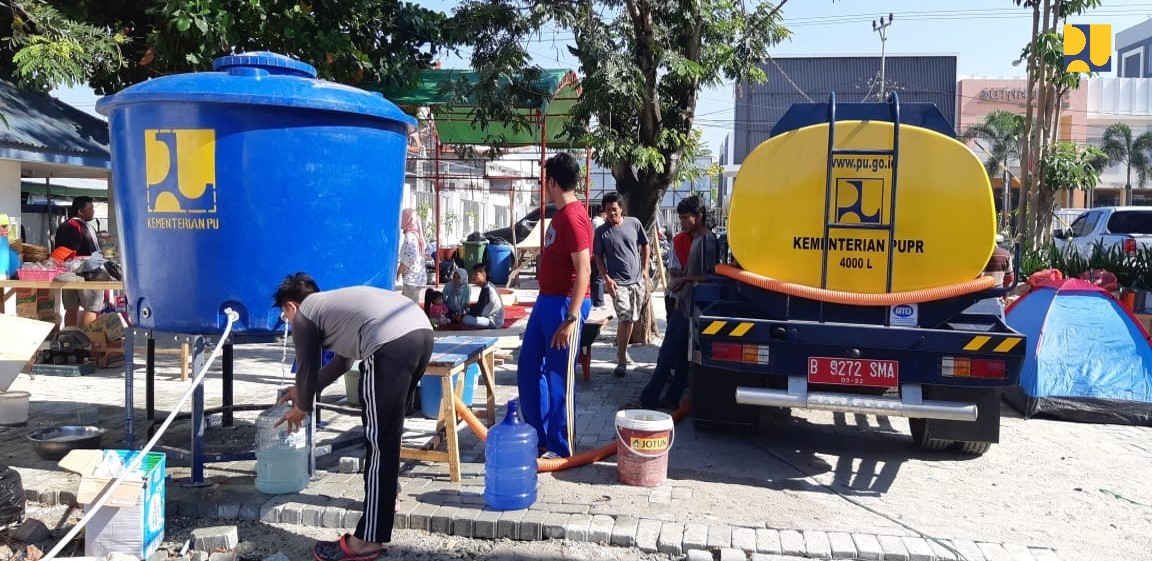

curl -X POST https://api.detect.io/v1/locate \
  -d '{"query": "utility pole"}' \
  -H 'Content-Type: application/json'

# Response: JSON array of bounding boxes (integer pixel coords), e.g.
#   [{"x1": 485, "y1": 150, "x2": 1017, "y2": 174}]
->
[{"x1": 872, "y1": 13, "x2": 894, "y2": 100}]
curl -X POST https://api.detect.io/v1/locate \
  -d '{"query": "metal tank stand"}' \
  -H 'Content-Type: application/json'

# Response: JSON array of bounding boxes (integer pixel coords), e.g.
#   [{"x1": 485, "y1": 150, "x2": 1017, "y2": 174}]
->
[{"x1": 123, "y1": 328, "x2": 288, "y2": 486}]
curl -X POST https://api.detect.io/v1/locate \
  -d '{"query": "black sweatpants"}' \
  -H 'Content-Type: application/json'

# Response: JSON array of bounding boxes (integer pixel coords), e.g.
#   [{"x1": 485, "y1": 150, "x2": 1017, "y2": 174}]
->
[{"x1": 355, "y1": 329, "x2": 433, "y2": 543}]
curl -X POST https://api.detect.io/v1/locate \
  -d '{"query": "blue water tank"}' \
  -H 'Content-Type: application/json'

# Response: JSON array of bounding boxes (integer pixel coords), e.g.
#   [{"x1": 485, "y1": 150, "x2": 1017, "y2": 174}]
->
[
  {"x1": 484, "y1": 399, "x2": 538, "y2": 510},
  {"x1": 95, "y1": 52, "x2": 416, "y2": 334},
  {"x1": 487, "y1": 243, "x2": 514, "y2": 286}
]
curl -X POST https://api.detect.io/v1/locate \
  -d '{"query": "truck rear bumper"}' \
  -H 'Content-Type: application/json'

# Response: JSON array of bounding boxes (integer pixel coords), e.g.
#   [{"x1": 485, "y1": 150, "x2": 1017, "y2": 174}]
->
[{"x1": 735, "y1": 381, "x2": 977, "y2": 421}]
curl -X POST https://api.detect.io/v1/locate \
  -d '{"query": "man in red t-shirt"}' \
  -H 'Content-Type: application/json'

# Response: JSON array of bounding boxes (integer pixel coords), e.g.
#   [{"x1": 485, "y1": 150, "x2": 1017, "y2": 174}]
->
[{"x1": 517, "y1": 152, "x2": 592, "y2": 458}]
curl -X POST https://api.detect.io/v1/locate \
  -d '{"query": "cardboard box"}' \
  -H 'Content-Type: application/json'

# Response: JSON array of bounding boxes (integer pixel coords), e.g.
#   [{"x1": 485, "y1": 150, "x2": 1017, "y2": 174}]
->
[
  {"x1": 14, "y1": 288, "x2": 37, "y2": 319},
  {"x1": 98, "y1": 313, "x2": 125, "y2": 342},
  {"x1": 59, "y1": 450, "x2": 166, "y2": 559},
  {"x1": 35, "y1": 291, "x2": 57, "y2": 323}
]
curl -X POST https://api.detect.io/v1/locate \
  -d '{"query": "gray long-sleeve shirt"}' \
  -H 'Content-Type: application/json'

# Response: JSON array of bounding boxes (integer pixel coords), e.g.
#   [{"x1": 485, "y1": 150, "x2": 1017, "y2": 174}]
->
[{"x1": 291, "y1": 286, "x2": 431, "y2": 410}]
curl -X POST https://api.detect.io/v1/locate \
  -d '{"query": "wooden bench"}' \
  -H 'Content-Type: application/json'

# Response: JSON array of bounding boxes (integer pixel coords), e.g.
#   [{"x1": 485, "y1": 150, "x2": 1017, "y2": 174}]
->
[{"x1": 400, "y1": 335, "x2": 498, "y2": 482}]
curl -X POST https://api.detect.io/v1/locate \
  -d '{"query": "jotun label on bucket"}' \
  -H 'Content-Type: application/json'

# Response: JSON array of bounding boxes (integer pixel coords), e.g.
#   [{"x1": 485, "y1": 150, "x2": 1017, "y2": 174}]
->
[{"x1": 630, "y1": 436, "x2": 669, "y2": 451}]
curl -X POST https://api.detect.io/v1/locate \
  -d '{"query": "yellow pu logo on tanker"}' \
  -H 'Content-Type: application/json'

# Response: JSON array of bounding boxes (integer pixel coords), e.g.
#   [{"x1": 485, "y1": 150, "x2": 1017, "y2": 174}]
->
[
  {"x1": 630, "y1": 436, "x2": 669, "y2": 451},
  {"x1": 834, "y1": 178, "x2": 886, "y2": 224},
  {"x1": 1064, "y1": 24, "x2": 1111, "y2": 72},
  {"x1": 144, "y1": 129, "x2": 221, "y2": 230}
]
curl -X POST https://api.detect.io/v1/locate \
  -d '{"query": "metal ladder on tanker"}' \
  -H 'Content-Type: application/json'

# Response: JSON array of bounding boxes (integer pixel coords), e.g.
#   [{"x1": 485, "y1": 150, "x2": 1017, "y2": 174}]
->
[{"x1": 818, "y1": 91, "x2": 903, "y2": 308}]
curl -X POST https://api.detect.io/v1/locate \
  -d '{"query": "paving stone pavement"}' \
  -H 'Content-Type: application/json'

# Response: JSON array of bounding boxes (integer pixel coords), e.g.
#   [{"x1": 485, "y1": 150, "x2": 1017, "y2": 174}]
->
[{"x1": 0, "y1": 291, "x2": 1113, "y2": 560}]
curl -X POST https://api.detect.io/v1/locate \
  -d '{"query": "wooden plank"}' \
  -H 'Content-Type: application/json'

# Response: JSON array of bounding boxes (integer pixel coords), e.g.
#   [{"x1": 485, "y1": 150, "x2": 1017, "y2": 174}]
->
[
  {"x1": 399, "y1": 448, "x2": 448, "y2": 462},
  {"x1": 0, "y1": 280, "x2": 124, "y2": 290}
]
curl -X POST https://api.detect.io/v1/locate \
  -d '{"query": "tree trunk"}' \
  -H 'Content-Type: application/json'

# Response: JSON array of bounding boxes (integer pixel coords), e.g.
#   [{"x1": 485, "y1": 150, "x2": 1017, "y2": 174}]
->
[{"x1": 1017, "y1": 0, "x2": 1041, "y2": 240}]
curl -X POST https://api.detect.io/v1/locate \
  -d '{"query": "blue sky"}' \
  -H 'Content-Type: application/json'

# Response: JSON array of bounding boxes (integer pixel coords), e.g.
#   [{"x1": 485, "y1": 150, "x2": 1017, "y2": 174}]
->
[{"x1": 56, "y1": 0, "x2": 1152, "y2": 155}]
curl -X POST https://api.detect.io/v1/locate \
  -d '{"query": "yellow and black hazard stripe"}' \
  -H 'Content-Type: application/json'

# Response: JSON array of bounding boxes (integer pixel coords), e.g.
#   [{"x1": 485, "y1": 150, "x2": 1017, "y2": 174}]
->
[
  {"x1": 700, "y1": 320, "x2": 756, "y2": 338},
  {"x1": 960, "y1": 335, "x2": 1023, "y2": 353}
]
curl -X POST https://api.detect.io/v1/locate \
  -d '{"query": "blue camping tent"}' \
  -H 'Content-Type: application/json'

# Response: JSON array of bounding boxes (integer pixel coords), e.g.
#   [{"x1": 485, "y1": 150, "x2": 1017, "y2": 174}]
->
[{"x1": 1004, "y1": 278, "x2": 1152, "y2": 425}]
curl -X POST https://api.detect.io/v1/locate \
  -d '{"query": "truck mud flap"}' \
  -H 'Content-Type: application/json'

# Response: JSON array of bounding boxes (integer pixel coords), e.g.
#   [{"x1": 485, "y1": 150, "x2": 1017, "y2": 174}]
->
[
  {"x1": 915, "y1": 385, "x2": 1001, "y2": 443},
  {"x1": 690, "y1": 363, "x2": 776, "y2": 430}
]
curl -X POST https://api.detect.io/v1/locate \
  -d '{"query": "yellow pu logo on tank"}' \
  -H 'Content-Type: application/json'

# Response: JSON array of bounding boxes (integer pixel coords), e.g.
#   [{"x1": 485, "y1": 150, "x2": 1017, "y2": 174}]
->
[
  {"x1": 1064, "y1": 24, "x2": 1111, "y2": 72},
  {"x1": 144, "y1": 129, "x2": 218, "y2": 214}
]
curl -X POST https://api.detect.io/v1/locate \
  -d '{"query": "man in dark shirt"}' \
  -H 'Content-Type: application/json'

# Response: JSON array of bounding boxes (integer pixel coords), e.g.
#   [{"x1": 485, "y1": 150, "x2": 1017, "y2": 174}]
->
[
  {"x1": 273, "y1": 273, "x2": 433, "y2": 561},
  {"x1": 54, "y1": 196, "x2": 103, "y2": 327},
  {"x1": 593, "y1": 192, "x2": 650, "y2": 377}
]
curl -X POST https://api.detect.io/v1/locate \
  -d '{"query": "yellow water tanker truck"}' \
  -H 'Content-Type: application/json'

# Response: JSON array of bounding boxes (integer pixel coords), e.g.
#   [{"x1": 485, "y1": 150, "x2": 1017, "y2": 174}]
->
[{"x1": 689, "y1": 93, "x2": 1025, "y2": 455}]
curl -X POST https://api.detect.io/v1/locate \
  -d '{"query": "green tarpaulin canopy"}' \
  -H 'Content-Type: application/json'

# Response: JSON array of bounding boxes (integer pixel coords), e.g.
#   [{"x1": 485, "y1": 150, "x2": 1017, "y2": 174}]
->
[
  {"x1": 376, "y1": 69, "x2": 586, "y2": 147},
  {"x1": 21, "y1": 181, "x2": 108, "y2": 200}
]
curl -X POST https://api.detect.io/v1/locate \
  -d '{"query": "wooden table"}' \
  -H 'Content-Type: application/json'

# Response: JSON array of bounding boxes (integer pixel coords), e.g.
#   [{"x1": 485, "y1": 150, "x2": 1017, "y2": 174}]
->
[
  {"x1": 0, "y1": 279, "x2": 124, "y2": 315},
  {"x1": 399, "y1": 335, "x2": 499, "y2": 482}
]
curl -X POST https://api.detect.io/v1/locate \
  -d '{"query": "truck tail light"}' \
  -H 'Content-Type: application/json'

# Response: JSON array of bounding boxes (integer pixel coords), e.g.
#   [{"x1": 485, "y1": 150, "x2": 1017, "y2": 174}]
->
[
  {"x1": 712, "y1": 342, "x2": 769, "y2": 365},
  {"x1": 942, "y1": 356, "x2": 1007, "y2": 379},
  {"x1": 1125, "y1": 238, "x2": 1138, "y2": 254}
]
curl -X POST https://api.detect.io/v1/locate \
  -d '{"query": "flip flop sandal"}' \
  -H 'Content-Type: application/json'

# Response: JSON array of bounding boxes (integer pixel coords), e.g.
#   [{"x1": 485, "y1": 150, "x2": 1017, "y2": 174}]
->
[{"x1": 313, "y1": 534, "x2": 381, "y2": 561}]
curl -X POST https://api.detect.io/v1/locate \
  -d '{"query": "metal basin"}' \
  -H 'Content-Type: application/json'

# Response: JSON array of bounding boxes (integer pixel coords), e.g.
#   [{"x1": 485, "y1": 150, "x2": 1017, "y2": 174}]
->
[{"x1": 27, "y1": 426, "x2": 105, "y2": 461}]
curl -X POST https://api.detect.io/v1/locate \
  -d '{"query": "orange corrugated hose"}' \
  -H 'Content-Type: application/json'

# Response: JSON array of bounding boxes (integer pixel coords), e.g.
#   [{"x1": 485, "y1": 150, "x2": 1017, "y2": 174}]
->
[
  {"x1": 714, "y1": 263, "x2": 996, "y2": 305},
  {"x1": 453, "y1": 397, "x2": 691, "y2": 472}
]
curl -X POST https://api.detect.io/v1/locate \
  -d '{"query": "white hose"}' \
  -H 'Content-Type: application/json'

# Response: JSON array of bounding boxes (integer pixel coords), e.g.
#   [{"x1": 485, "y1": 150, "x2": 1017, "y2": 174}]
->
[{"x1": 42, "y1": 308, "x2": 241, "y2": 560}]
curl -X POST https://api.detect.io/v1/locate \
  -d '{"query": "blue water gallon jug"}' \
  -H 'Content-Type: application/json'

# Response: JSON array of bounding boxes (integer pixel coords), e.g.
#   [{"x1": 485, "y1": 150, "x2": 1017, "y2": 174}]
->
[
  {"x1": 484, "y1": 399, "x2": 538, "y2": 510},
  {"x1": 255, "y1": 403, "x2": 310, "y2": 494}
]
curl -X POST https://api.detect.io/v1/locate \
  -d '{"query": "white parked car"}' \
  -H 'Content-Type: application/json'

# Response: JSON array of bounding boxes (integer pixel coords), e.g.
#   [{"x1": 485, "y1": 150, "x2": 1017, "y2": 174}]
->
[{"x1": 1053, "y1": 206, "x2": 1152, "y2": 256}]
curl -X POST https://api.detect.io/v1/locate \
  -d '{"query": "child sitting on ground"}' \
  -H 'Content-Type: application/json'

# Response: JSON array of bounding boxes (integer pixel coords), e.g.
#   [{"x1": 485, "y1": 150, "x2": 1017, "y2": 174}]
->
[
  {"x1": 462, "y1": 263, "x2": 505, "y2": 329},
  {"x1": 425, "y1": 290, "x2": 452, "y2": 327}
]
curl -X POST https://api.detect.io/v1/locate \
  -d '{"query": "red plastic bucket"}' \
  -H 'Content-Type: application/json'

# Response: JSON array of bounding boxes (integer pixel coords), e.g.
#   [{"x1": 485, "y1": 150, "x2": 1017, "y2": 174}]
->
[{"x1": 615, "y1": 409, "x2": 674, "y2": 487}]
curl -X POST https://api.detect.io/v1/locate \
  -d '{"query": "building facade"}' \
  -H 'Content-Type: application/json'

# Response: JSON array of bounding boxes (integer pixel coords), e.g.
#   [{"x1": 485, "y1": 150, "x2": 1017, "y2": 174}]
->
[
  {"x1": 956, "y1": 77, "x2": 1091, "y2": 210},
  {"x1": 1087, "y1": 78, "x2": 1152, "y2": 205},
  {"x1": 1118, "y1": 19, "x2": 1152, "y2": 78},
  {"x1": 732, "y1": 55, "x2": 958, "y2": 164}
]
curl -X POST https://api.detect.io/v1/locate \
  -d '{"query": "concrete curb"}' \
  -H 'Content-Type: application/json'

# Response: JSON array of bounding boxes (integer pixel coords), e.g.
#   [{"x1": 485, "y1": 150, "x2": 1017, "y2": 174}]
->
[{"x1": 25, "y1": 486, "x2": 1061, "y2": 561}]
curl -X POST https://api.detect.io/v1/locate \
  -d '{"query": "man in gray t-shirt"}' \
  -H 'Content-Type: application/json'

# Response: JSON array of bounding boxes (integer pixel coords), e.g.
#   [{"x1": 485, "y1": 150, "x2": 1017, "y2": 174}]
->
[
  {"x1": 272, "y1": 273, "x2": 432, "y2": 561},
  {"x1": 593, "y1": 192, "x2": 650, "y2": 377}
]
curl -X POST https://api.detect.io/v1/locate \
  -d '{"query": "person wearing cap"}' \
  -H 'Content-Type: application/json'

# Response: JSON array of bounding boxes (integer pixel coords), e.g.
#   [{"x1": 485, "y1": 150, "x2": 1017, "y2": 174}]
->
[{"x1": 53, "y1": 197, "x2": 105, "y2": 327}]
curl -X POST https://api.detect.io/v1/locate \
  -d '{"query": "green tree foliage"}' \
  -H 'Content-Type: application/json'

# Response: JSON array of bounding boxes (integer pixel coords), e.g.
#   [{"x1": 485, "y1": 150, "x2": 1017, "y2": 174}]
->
[
  {"x1": 1100, "y1": 122, "x2": 1152, "y2": 203},
  {"x1": 1036, "y1": 141, "x2": 1105, "y2": 235},
  {"x1": 1011, "y1": 0, "x2": 1102, "y2": 245},
  {"x1": 451, "y1": 0, "x2": 791, "y2": 227},
  {"x1": 0, "y1": 0, "x2": 126, "y2": 91},
  {"x1": 962, "y1": 109, "x2": 1025, "y2": 181},
  {"x1": 2, "y1": 0, "x2": 453, "y2": 95}
]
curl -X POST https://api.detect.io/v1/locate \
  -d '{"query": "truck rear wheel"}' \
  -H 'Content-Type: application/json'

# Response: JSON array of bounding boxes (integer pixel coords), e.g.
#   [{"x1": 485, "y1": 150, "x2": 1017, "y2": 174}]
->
[
  {"x1": 956, "y1": 440, "x2": 992, "y2": 455},
  {"x1": 909, "y1": 418, "x2": 952, "y2": 452}
]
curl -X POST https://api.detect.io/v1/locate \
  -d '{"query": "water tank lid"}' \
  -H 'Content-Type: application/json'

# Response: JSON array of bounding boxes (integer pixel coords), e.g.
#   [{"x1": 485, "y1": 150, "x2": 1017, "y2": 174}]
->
[
  {"x1": 212, "y1": 51, "x2": 318, "y2": 78},
  {"x1": 95, "y1": 51, "x2": 416, "y2": 126}
]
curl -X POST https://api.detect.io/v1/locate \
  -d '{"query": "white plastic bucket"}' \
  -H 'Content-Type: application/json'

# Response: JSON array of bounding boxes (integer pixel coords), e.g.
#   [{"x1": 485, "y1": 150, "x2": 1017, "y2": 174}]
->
[
  {"x1": 615, "y1": 409, "x2": 675, "y2": 487},
  {"x1": 0, "y1": 391, "x2": 31, "y2": 426}
]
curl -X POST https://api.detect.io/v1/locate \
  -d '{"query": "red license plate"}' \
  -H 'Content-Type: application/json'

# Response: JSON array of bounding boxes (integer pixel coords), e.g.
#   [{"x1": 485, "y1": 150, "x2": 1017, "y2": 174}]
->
[{"x1": 807, "y1": 357, "x2": 899, "y2": 388}]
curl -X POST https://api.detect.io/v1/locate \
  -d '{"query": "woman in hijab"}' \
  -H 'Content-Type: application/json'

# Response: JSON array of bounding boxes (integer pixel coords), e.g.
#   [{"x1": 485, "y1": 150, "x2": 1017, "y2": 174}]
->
[
  {"x1": 442, "y1": 267, "x2": 471, "y2": 319},
  {"x1": 398, "y1": 208, "x2": 428, "y2": 303}
]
